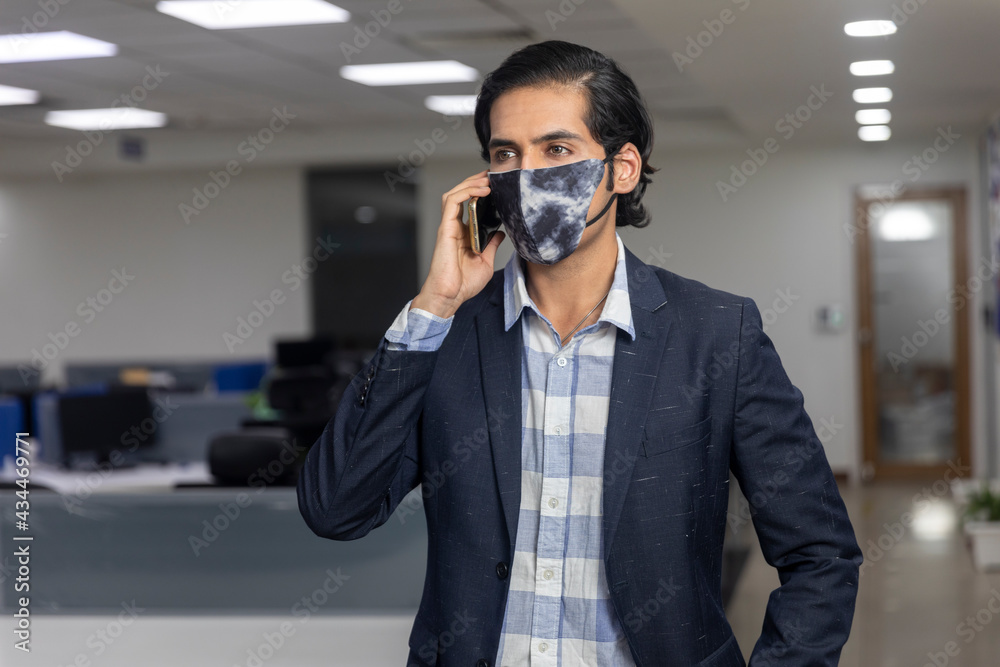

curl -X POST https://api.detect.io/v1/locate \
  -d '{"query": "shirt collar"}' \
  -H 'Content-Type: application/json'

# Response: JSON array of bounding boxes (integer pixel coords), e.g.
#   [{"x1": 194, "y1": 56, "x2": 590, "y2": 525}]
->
[{"x1": 502, "y1": 231, "x2": 636, "y2": 341}]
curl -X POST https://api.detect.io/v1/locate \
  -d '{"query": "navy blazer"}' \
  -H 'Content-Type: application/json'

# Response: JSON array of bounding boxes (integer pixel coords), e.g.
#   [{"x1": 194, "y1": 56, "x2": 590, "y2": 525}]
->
[{"x1": 297, "y1": 245, "x2": 862, "y2": 666}]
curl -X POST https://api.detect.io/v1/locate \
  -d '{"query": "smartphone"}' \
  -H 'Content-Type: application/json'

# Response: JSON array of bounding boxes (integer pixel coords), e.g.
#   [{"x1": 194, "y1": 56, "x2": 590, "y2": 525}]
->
[{"x1": 468, "y1": 194, "x2": 502, "y2": 254}]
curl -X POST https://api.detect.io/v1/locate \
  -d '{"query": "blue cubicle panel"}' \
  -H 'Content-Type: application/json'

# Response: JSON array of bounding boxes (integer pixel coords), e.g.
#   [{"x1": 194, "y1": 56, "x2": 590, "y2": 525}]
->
[
  {"x1": 0, "y1": 397, "x2": 24, "y2": 462},
  {"x1": 0, "y1": 487, "x2": 427, "y2": 615},
  {"x1": 213, "y1": 362, "x2": 269, "y2": 393}
]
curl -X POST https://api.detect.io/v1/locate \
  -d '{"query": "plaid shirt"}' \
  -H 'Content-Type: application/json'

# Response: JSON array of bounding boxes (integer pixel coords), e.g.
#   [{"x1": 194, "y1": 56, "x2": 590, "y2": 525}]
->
[{"x1": 385, "y1": 233, "x2": 637, "y2": 666}]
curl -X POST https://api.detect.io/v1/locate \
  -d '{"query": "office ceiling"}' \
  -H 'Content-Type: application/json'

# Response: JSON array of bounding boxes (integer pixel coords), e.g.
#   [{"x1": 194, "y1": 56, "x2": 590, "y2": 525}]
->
[{"x1": 0, "y1": 0, "x2": 998, "y2": 145}]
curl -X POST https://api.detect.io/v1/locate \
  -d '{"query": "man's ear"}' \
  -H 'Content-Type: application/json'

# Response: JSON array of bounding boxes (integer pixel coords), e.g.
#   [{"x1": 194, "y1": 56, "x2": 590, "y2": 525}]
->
[{"x1": 611, "y1": 141, "x2": 642, "y2": 194}]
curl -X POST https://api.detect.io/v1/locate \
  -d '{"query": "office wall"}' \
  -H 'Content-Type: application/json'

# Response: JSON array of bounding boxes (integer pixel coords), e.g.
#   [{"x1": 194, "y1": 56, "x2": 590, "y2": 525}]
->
[{"x1": 0, "y1": 167, "x2": 309, "y2": 386}]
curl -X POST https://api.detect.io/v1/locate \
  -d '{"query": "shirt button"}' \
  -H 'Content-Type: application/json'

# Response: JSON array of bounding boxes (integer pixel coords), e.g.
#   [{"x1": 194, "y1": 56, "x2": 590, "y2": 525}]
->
[
  {"x1": 539, "y1": 642, "x2": 549, "y2": 653},
  {"x1": 556, "y1": 357, "x2": 567, "y2": 367},
  {"x1": 548, "y1": 497, "x2": 558, "y2": 509},
  {"x1": 554, "y1": 426, "x2": 562, "y2": 435},
  {"x1": 543, "y1": 569, "x2": 554, "y2": 580}
]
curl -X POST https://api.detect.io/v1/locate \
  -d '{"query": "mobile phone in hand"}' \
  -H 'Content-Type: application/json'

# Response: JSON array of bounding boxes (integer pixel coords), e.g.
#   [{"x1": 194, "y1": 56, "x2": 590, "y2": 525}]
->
[{"x1": 468, "y1": 195, "x2": 502, "y2": 254}]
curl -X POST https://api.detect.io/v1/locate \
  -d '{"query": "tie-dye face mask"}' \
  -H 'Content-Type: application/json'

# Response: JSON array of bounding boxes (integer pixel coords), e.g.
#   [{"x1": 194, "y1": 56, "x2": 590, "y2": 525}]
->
[{"x1": 488, "y1": 155, "x2": 618, "y2": 265}]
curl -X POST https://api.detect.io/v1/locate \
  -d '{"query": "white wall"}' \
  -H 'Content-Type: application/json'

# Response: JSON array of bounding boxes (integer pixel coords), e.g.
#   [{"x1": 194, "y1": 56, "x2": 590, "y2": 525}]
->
[{"x1": 0, "y1": 167, "x2": 309, "y2": 386}]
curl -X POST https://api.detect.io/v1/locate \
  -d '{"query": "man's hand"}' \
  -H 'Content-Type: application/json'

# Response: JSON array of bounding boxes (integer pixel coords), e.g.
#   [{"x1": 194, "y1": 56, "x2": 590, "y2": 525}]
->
[{"x1": 410, "y1": 171, "x2": 506, "y2": 319}]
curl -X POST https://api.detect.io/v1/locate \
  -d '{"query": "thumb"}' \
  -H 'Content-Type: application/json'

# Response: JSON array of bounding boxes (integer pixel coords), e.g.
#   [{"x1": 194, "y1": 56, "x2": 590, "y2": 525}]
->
[{"x1": 481, "y1": 231, "x2": 506, "y2": 266}]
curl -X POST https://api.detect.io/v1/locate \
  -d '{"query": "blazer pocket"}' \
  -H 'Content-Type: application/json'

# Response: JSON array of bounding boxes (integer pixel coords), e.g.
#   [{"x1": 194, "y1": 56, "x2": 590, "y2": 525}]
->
[{"x1": 642, "y1": 415, "x2": 712, "y2": 458}]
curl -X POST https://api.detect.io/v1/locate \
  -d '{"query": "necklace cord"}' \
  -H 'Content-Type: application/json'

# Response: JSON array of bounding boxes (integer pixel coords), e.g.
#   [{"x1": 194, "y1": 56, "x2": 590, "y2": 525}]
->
[{"x1": 559, "y1": 289, "x2": 610, "y2": 347}]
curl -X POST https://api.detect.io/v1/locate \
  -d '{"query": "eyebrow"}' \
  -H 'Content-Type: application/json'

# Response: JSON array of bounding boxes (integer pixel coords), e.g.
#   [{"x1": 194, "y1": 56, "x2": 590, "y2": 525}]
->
[{"x1": 487, "y1": 130, "x2": 586, "y2": 151}]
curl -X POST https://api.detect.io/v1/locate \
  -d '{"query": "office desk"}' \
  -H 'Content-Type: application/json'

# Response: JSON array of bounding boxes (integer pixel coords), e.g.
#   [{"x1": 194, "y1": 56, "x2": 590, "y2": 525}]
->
[{"x1": 0, "y1": 472, "x2": 427, "y2": 665}]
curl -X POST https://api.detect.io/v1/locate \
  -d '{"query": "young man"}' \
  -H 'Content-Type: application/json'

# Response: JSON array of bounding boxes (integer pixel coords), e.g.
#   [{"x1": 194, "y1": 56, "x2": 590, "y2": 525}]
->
[{"x1": 298, "y1": 40, "x2": 861, "y2": 666}]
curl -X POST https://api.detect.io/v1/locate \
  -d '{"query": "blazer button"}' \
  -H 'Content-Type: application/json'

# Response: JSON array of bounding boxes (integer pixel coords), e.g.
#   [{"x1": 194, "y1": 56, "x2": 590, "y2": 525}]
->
[
  {"x1": 476, "y1": 660, "x2": 490, "y2": 667},
  {"x1": 495, "y1": 561, "x2": 508, "y2": 579}
]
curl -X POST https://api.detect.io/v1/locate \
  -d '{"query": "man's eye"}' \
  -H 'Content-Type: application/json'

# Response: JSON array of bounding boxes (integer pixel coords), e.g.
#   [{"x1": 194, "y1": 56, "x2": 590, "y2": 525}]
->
[
  {"x1": 494, "y1": 149, "x2": 514, "y2": 161},
  {"x1": 550, "y1": 145, "x2": 569, "y2": 155}
]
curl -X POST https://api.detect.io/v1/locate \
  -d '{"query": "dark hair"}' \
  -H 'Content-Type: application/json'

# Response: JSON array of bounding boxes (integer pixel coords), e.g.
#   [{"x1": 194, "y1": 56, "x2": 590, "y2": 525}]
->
[{"x1": 474, "y1": 40, "x2": 657, "y2": 228}]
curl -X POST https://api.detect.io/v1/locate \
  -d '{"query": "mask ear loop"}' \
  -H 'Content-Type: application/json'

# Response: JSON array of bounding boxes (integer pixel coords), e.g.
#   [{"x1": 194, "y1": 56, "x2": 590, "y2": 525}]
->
[{"x1": 584, "y1": 154, "x2": 619, "y2": 227}]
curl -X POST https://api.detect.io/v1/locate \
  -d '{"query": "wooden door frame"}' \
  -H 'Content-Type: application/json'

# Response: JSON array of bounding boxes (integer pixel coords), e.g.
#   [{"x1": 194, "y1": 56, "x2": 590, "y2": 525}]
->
[{"x1": 855, "y1": 186, "x2": 971, "y2": 480}]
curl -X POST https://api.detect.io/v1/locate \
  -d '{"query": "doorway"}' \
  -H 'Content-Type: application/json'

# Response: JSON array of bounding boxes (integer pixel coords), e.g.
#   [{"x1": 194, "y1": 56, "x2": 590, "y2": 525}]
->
[{"x1": 854, "y1": 187, "x2": 971, "y2": 480}]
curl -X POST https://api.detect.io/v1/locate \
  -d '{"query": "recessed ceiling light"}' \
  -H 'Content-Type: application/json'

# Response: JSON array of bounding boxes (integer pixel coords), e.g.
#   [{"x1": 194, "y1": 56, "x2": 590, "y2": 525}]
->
[
  {"x1": 858, "y1": 125, "x2": 891, "y2": 142},
  {"x1": 0, "y1": 84, "x2": 41, "y2": 106},
  {"x1": 0, "y1": 31, "x2": 117, "y2": 64},
  {"x1": 425, "y1": 95, "x2": 477, "y2": 116},
  {"x1": 45, "y1": 108, "x2": 168, "y2": 131},
  {"x1": 856, "y1": 108, "x2": 892, "y2": 125},
  {"x1": 853, "y1": 87, "x2": 893, "y2": 104},
  {"x1": 156, "y1": 0, "x2": 349, "y2": 29},
  {"x1": 844, "y1": 20, "x2": 897, "y2": 37},
  {"x1": 341, "y1": 61, "x2": 479, "y2": 86},
  {"x1": 850, "y1": 60, "x2": 895, "y2": 76}
]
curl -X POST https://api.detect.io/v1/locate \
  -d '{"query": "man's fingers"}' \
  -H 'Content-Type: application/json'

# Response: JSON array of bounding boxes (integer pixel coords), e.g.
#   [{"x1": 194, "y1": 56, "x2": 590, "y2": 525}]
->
[{"x1": 479, "y1": 231, "x2": 506, "y2": 266}]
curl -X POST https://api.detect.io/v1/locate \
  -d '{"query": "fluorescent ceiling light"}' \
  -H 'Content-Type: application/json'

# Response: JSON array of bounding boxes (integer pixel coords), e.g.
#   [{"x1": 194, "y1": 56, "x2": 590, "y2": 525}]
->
[
  {"x1": 341, "y1": 60, "x2": 479, "y2": 86},
  {"x1": 858, "y1": 124, "x2": 891, "y2": 142},
  {"x1": 45, "y1": 108, "x2": 168, "y2": 131},
  {"x1": 844, "y1": 20, "x2": 897, "y2": 37},
  {"x1": 856, "y1": 108, "x2": 892, "y2": 125},
  {"x1": 0, "y1": 84, "x2": 41, "y2": 106},
  {"x1": 850, "y1": 60, "x2": 895, "y2": 76},
  {"x1": 425, "y1": 95, "x2": 477, "y2": 116},
  {"x1": 853, "y1": 87, "x2": 893, "y2": 104},
  {"x1": 878, "y1": 208, "x2": 936, "y2": 241},
  {"x1": 0, "y1": 31, "x2": 117, "y2": 64},
  {"x1": 156, "y1": 0, "x2": 349, "y2": 29}
]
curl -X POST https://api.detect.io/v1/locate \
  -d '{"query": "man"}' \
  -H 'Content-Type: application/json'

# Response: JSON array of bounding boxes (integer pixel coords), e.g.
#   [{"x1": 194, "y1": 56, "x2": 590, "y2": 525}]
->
[{"x1": 298, "y1": 40, "x2": 861, "y2": 666}]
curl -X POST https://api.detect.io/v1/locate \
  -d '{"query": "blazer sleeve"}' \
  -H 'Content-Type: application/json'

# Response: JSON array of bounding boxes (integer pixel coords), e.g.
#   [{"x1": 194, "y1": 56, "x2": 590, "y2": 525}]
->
[
  {"x1": 728, "y1": 297, "x2": 863, "y2": 666},
  {"x1": 296, "y1": 337, "x2": 438, "y2": 541}
]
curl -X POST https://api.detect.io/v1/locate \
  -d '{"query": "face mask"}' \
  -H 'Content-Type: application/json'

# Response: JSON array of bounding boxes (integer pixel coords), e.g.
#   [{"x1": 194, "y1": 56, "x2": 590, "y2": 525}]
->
[{"x1": 488, "y1": 155, "x2": 617, "y2": 265}]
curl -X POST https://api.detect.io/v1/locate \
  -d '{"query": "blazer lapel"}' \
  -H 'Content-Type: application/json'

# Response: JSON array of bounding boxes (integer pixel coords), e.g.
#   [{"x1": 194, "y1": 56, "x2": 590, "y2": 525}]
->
[
  {"x1": 476, "y1": 277, "x2": 523, "y2": 550},
  {"x1": 473, "y1": 247, "x2": 673, "y2": 556},
  {"x1": 602, "y1": 247, "x2": 672, "y2": 557}
]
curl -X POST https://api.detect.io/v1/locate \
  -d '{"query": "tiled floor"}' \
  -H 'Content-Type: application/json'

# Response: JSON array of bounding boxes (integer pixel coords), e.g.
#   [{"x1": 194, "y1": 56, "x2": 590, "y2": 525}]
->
[{"x1": 726, "y1": 481, "x2": 1000, "y2": 666}]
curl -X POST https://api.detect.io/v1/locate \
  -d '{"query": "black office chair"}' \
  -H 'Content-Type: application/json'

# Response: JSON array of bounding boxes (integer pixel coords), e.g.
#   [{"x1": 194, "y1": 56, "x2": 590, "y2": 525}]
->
[{"x1": 207, "y1": 338, "x2": 351, "y2": 487}]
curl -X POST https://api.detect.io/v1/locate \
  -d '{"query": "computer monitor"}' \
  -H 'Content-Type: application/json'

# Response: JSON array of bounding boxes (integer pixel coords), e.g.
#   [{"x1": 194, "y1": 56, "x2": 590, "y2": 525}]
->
[
  {"x1": 57, "y1": 387, "x2": 156, "y2": 467},
  {"x1": 275, "y1": 337, "x2": 335, "y2": 369}
]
